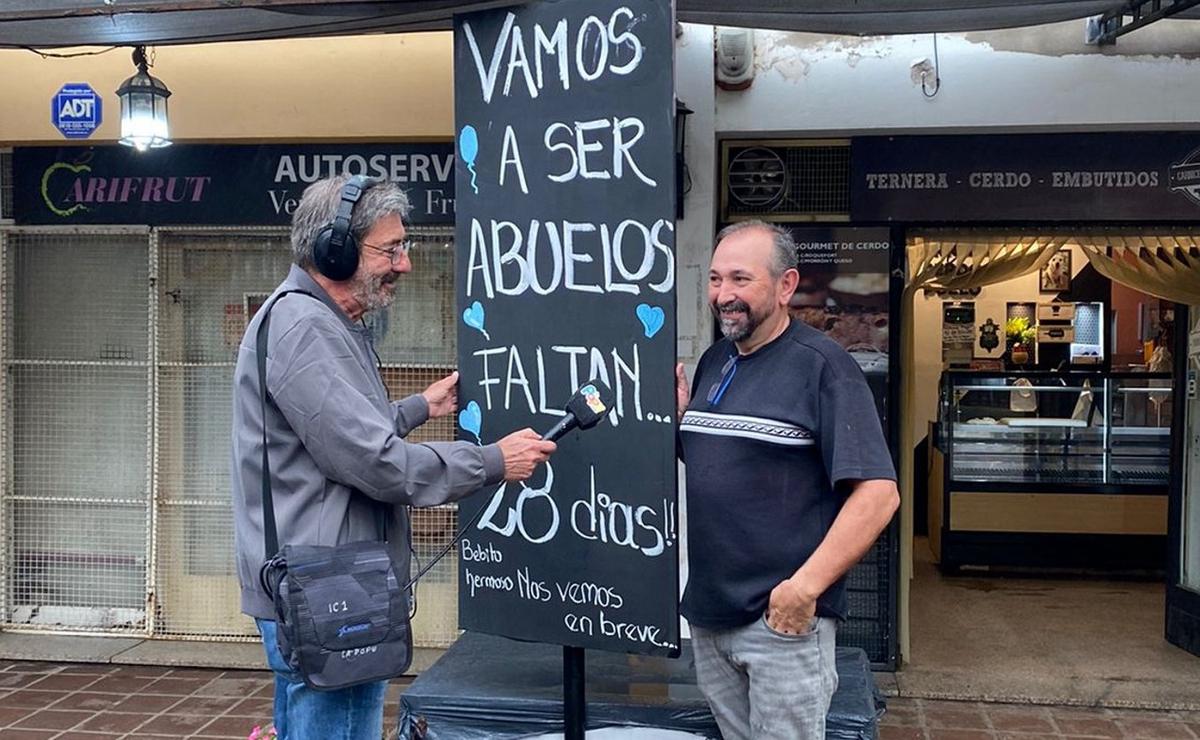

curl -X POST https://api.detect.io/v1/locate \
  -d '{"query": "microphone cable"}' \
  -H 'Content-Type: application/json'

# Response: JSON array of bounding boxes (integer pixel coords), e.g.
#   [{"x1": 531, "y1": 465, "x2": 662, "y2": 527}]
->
[{"x1": 404, "y1": 494, "x2": 494, "y2": 621}]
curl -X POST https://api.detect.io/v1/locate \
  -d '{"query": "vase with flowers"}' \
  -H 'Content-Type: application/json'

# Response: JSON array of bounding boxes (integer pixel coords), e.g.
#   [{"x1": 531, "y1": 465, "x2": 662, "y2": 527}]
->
[{"x1": 1005, "y1": 316, "x2": 1037, "y2": 366}]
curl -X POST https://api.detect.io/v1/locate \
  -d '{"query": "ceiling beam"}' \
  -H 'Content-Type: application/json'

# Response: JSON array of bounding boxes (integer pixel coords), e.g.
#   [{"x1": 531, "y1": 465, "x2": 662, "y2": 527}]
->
[
  {"x1": 0, "y1": 1, "x2": 369, "y2": 21},
  {"x1": 1087, "y1": 0, "x2": 1200, "y2": 44}
]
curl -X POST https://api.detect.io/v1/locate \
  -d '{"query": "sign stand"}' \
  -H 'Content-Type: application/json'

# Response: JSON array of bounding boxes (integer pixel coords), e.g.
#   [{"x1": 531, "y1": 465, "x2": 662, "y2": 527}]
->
[{"x1": 563, "y1": 647, "x2": 586, "y2": 739}]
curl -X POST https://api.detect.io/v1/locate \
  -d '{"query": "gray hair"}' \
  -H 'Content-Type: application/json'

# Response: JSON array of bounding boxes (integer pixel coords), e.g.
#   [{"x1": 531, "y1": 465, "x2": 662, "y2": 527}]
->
[
  {"x1": 714, "y1": 220, "x2": 798, "y2": 277},
  {"x1": 290, "y1": 175, "x2": 412, "y2": 269}
]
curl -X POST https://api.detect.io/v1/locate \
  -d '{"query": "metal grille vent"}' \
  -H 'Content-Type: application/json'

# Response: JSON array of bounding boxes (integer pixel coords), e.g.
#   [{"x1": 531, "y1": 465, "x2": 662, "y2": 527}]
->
[
  {"x1": 1, "y1": 149, "x2": 12, "y2": 221},
  {"x1": 842, "y1": 535, "x2": 894, "y2": 666},
  {"x1": 722, "y1": 140, "x2": 851, "y2": 221},
  {"x1": 728, "y1": 147, "x2": 787, "y2": 208}
]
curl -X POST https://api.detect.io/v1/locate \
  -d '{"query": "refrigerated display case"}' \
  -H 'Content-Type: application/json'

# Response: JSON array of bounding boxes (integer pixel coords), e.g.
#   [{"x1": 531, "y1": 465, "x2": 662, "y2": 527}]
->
[{"x1": 929, "y1": 371, "x2": 1171, "y2": 571}]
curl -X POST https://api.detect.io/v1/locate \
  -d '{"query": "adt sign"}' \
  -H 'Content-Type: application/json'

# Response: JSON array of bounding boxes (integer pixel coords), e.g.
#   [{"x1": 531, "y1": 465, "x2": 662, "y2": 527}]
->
[{"x1": 51, "y1": 83, "x2": 102, "y2": 139}]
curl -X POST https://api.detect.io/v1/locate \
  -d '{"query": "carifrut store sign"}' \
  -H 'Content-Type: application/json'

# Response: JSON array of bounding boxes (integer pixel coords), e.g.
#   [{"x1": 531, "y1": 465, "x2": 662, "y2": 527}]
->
[
  {"x1": 37, "y1": 154, "x2": 210, "y2": 219},
  {"x1": 24, "y1": 148, "x2": 213, "y2": 224},
  {"x1": 13, "y1": 144, "x2": 456, "y2": 226}
]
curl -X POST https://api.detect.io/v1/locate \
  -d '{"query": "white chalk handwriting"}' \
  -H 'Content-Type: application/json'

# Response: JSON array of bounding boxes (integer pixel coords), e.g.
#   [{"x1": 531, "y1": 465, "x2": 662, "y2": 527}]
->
[
  {"x1": 463, "y1": 8, "x2": 644, "y2": 104},
  {"x1": 466, "y1": 218, "x2": 674, "y2": 298}
]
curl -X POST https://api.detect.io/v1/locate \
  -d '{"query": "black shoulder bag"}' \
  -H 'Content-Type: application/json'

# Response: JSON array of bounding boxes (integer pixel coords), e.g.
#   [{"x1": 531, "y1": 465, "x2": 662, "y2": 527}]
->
[{"x1": 255, "y1": 290, "x2": 412, "y2": 691}]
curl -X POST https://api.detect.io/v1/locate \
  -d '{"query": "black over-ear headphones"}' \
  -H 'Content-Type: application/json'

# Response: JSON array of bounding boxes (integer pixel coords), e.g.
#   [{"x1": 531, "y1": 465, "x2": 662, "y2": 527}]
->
[{"x1": 312, "y1": 175, "x2": 372, "y2": 281}]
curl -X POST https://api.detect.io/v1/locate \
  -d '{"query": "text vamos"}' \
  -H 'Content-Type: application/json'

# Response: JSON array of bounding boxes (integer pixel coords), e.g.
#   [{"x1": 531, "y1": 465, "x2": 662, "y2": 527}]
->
[{"x1": 463, "y1": 8, "x2": 644, "y2": 103}]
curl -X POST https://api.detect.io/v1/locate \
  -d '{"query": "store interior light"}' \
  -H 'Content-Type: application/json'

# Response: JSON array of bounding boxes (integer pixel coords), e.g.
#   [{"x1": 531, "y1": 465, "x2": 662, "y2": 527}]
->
[{"x1": 116, "y1": 46, "x2": 171, "y2": 151}]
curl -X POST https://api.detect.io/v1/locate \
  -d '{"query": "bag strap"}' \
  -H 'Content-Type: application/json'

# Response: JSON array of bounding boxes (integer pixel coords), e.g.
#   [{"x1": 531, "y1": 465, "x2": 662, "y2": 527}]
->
[
  {"x1": 255, "y1": 287, "x2": 479, "y2": 593},
  {"x1": 255, "y1": 288, "x2": 387, "y2": 558},
  {"x1": 256, "y1": 289, "x2": 315, "y2": 559}
]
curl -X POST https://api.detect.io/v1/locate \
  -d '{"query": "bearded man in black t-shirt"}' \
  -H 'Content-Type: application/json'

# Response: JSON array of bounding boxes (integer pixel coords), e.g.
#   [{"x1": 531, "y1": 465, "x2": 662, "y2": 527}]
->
[{"x1": 674, "y1": 220, "x2": 899, "y2": 740}]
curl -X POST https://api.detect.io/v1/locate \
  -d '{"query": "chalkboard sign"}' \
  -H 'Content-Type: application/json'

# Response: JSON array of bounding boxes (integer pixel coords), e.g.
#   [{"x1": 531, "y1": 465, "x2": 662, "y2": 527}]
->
[{"x1": 453, "y1": 0, "x2": 679, "y2": 656}]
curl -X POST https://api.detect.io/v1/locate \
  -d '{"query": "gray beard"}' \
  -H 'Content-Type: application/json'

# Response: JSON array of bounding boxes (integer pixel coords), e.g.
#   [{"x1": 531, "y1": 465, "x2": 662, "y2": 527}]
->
[
  {"x1": 714, "y1": 299, "x2": 760, "y2": 342},
  {"x1": 353, "y1": 272, "x2": 394, "y2": 312},
  {"x1": 718, "y1": 315, "x2": 755, "y2": 342}
]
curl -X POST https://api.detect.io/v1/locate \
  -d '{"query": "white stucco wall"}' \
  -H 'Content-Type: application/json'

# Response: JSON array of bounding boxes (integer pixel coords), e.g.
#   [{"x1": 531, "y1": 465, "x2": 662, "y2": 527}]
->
[
  {"x1": 714, "y1": 22, "x2": 1200, "y2": 136},
  {"x1": 674, "y1": 26, "x2": 720, "y2": 370}
]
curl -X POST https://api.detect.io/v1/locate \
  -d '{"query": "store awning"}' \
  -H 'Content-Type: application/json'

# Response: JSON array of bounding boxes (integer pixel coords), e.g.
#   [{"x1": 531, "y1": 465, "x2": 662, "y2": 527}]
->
[
  {"x1": 907, "y1": 233, "x2": 1068, "y2": 293},
  {"x1": 0, "y1": 1, "x2": 1190, "y2": 49},
  {"x1": 1077, "y1": 234, "x2": 1200, "y2": 306},
  {"x1": 907, "y1": 230, "x2": 1200, "y2": 303}
]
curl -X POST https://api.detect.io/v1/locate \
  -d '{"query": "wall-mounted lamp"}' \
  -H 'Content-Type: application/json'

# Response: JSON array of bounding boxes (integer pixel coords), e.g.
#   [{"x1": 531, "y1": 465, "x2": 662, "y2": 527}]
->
[
  {"x1": 117, "y1": 46, "x2": 172, "y2": 151},
  {"x1": 675, "y1": 100, "x2": 693, "y2": 219}
]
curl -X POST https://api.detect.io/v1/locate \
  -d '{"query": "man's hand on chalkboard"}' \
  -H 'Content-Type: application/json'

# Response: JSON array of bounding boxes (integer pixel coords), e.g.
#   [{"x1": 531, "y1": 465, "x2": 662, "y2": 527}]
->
[
  {"x1": 675, "y1": 364, "x2": 690, "y2": 420},
  {"x1": 422, "y1": 371, "x2": 459, "y2": 419},
  {"x1": 496, "y1": 429, "x2": 557, "y2": 482}
]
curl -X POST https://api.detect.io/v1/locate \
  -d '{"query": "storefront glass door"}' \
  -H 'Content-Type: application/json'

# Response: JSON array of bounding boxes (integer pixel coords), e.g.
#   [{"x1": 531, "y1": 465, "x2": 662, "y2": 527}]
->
[
  {"x1": 1167, "y1": 306, "x2": 1200, "y2": 656},
  {"x1": 1182, "y1": 312, "x2": 1200, "y2": 592}
]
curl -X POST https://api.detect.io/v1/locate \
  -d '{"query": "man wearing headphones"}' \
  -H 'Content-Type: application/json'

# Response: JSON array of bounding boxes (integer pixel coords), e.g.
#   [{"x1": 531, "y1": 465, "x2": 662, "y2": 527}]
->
[{"x1": 231, "y1": 175, "x2": 556, "y2": 739}]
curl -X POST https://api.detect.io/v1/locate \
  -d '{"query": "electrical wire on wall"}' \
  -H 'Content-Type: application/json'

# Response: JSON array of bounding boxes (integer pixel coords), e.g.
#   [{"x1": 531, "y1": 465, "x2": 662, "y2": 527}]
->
[
  {"x1": 21, "y1": 46, "x2": 120, "y2": 58},
  {"x1": 922, "y1": 34, "x2": 941, "y2": 98}
]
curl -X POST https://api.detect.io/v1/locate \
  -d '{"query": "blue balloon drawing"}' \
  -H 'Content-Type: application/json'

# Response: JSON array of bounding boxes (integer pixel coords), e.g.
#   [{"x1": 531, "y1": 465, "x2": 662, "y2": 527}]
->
[
  {"x1": 459, "y1": 125, "x2": 480, "y2": 195},
  {"x1": 462, "y1": 300, "x2": 490, "y2": 340},
  {"x1": 636, "y1": 303, "x2": 665, "y2": 338},
  {"x1": 458, "y1": 400, "x2": 482, "y2": 444}
]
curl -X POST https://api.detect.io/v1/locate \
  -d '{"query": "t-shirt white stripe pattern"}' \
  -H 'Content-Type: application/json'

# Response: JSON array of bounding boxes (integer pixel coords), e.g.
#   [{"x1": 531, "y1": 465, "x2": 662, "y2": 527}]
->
[{"x1": 680, "y1": 410, "x2": 816, "y2": 447}]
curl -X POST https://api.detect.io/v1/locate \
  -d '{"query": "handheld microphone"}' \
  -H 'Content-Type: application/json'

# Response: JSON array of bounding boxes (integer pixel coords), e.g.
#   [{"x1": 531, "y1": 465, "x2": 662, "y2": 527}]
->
[{"x1": 541, "y1": 380, "x2": 615, "y2": 442}]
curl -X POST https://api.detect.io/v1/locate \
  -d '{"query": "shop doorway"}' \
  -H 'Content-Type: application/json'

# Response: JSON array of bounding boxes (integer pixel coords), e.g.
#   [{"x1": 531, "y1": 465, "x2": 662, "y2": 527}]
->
[{"x1": 900, "y1": 231, "x2": 1200, "y2": 705}]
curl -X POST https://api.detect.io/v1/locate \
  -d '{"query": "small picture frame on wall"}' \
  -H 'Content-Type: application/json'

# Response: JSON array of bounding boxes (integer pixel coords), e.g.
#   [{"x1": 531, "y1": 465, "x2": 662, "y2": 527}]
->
[{"x1": 1040, "y1": 249, "x2": 1071, "y2": 292}]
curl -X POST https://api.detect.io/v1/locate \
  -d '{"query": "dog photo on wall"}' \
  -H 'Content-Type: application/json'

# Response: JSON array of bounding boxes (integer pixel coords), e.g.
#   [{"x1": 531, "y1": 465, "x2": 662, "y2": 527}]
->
[{"x1": 1040, "y1": 250, "x2": 1071, "y2": 292}]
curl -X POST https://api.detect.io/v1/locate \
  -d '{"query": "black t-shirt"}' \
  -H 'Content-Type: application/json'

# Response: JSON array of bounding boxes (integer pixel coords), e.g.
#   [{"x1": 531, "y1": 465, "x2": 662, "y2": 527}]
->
[{"x1": 679, "y1": 319, "x2": 896, "y2": 630}]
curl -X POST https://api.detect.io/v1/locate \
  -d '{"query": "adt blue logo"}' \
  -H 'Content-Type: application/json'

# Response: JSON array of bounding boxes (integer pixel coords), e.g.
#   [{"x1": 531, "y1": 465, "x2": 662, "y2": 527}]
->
[{"x1": 51, "y1": 83, "x2": 102, "y2": 140}]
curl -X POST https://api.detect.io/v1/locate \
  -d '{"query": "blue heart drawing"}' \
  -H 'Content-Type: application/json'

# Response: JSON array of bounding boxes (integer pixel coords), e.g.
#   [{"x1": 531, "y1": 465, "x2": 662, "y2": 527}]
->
[
  {"x1": 458, "y1": 400, "x2": 482, "y2": 443},
  {"x1": 636, "y1": 303, "x2": 665, "y2": 339},
  {"x1": 462, "y1": 301, "x2": 490, "y2": 340}
]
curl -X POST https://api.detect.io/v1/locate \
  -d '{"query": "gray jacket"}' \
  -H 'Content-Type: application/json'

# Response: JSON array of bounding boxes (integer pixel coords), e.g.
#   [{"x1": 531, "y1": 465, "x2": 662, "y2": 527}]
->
[{"x1": 231, "y1": 265, "x2": 505, "y2": 619}]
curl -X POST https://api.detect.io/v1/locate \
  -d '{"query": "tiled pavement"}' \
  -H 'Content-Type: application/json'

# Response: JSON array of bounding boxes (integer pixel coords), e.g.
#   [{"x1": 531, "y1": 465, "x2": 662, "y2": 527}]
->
[
  {"x1": 880, "y1": 699, "x2": 1200, "y2": 740},
  {"x1": 0, "y1": 659, "x2": 410, "y2": 739},
  {"x1": 0, "y1": 658, "x2": 1197, "y2": 739}
]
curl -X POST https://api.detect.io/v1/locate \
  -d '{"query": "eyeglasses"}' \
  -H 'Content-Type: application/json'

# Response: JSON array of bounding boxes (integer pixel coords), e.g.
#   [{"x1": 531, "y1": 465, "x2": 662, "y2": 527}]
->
[
  {"x1": 361, "y1": 239, "x2": 412, "y2": 265},
  {"x1": 706, "y1": 354, "x2": 739, "y2": 407}
]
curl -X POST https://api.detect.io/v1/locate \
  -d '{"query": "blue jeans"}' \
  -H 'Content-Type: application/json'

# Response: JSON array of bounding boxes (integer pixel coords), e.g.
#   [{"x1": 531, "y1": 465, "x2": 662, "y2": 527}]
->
[{"x1": 256, "y1": 618, "x2": 389, "y2": 740}]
